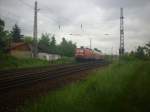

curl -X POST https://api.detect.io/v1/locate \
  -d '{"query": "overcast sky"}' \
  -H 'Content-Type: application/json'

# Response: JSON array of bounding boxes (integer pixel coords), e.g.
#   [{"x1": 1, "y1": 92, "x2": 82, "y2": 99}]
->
[{"x1": 0, "y1": 0, "x2": 150, "y2": 54}]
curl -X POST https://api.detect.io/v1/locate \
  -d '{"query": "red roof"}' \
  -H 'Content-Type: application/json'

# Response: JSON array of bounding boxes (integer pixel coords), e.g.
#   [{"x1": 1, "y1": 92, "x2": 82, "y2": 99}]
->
[{"x1": 9, "y1": 42, "x2": 32, "y2": 51}]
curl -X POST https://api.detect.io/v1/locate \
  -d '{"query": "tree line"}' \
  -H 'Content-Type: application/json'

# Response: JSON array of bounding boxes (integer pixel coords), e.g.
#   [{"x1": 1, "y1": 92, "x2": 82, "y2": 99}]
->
[
  {"x1": 0, "y1": 18, "x2": 23, "y2": 52},
  {"x1": 129, "y1": 42, "x2": 150, "y2": 59},
  {"x1": 38, "y1": 33, "x2": 76, "y2": 57},
  {"x1": 0, "y1": 18, "x2": 76, "y2": 57}
]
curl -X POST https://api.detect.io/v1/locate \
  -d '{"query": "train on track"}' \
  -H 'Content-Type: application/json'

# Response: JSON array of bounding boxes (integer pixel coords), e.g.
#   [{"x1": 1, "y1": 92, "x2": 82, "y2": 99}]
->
[{"x1": 75, "y1": 47, "x2": 104, "y2": 61}]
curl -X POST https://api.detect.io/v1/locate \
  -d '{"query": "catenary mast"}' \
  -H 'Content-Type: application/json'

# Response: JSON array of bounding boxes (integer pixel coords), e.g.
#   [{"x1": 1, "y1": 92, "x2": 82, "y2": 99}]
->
[{"x1": 119, "y1": 8, "x2": 125, "y2": 56}]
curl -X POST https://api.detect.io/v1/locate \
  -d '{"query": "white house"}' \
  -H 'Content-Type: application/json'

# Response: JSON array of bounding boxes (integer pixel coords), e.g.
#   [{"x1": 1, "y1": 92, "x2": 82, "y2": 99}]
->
[{"x1": 38, "y1": 52, "x2": 61, "y2": 61}]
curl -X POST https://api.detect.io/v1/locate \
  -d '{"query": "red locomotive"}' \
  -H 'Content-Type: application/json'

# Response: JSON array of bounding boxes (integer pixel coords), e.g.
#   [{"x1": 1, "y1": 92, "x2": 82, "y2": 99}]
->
[{"x1": 75, "y1": 47, "x2": 104, "y2": 61}]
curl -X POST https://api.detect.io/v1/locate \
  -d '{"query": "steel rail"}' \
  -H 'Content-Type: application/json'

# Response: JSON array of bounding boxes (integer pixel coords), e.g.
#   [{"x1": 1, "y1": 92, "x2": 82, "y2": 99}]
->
[{"x1": 0, "y1": 61, "x2": 107, "y2": 92}]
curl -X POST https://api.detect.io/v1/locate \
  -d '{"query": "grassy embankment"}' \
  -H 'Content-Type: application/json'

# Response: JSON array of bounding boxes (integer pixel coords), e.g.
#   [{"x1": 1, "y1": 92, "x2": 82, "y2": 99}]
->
[
  {"x1": 0, "y1": 54, "x2": 75, "y2": 70},
  {"x1": 20, "y1": 57, "x2": 150, "y2": 112}
]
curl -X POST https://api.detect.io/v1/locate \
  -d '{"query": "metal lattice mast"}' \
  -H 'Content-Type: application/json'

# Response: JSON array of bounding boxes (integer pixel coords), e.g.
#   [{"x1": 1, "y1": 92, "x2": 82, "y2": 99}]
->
[{"x1": 119, "y1": 8, "x2": 125, "y2": 56}]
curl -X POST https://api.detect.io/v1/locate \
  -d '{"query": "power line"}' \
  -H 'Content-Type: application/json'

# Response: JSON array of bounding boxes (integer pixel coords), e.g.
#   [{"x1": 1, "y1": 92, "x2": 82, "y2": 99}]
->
[
  {"x1": 18, "y1": 0, "x2": 33, "y2": 9},
  {"x1": 0, "y1": 15, "x2": 18, "y2": 23}
]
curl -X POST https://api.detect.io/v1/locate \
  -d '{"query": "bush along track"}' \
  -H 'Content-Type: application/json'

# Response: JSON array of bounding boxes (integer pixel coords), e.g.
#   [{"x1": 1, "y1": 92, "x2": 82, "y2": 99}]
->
[{"x1": 20, "y1": 59, "x2": 150, "y2": 112}]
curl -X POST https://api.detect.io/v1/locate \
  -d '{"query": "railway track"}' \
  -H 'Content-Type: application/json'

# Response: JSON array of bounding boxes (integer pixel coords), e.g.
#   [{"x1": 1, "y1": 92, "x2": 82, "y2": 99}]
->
[{"x1": 0, "y1": 61, "x2": 107, "y2": 92}]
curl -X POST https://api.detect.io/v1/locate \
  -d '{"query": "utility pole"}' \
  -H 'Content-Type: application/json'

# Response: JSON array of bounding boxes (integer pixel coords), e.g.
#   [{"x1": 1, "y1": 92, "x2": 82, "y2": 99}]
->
[
  {"x1": 33, "y1": 1, "x2": 39, "y2": 58},
  {"x1": 119, "y1": 8, "x2": 125, "y2": 56}
]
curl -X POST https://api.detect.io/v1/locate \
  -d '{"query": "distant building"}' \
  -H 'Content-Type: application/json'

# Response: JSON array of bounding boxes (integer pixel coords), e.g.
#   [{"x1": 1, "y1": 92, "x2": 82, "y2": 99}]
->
[
  {"x1": 8, "y1": 42, "x2": 33, "y2": 58},
  {"x1": 38, "y1": 52, "x2": 61, "y2": 61},
  {"x1": 8, "y1": 42, "x2": 61, "y2": 61}
]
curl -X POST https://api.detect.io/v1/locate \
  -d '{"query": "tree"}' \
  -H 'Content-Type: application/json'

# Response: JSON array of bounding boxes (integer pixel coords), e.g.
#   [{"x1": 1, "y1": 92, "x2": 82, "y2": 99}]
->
[
  {"x1": 67, "y1": 40, "x2": 76, "y2": 57},
  {"x1": 49, "y1": 35, "x2": 56, "y2": 53},
  {"x1": 58, "y1": 38, "x2": 76, "y2": 57},
  {"x1": 0, "y1": 18, "x2": 11, "y2": 52},
  {"x1": 58, "y1": 38, "x2": 67, "y2": 56},
  {"x1": 0, "y1": 18, "x2": 4, "y2": 32},
  {"x1": 11, "y1": 24, "x2": 22, "y2": 42},
  {"x1": 38, "y1": 34, "x2": 76, "y2": 56},
  {"x1": 145, "y1": 42, "x2": 150, "y2": 56},
  {"x1": 135, "y1": 46, "x2": 145, "y2": 59},
  {"x1": 50, "y1": 35, "x2": 56, "y2": 47},
  {"x1": 0, "y1": 19, "x2": 5, "y2": 52},
  {"x1": 131, "y1": 42, "x2": 150, "y2": 59},
  {"x1": 38, "y1": 33, "x2": 51, "y2": 53},
  {"x1": 24, "y1": 36, "x2": 33, "y2": 44}
]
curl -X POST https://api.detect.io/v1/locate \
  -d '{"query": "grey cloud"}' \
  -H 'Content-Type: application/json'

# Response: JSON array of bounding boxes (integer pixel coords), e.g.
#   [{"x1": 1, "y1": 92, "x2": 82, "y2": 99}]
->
[{"x1": 93, "y1": 0, "x2": 150, "y2": 9}]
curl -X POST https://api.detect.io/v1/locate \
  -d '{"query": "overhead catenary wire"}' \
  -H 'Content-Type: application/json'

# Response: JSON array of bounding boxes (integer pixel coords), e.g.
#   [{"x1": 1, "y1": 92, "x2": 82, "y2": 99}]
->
[
  {"x1": 2, "y1": 0, "x2": 86, "y2": 34},
  {"x1": 18, "y1": 0, "x2": 34, "y2": 9},
  {"x1": 1, "y1": 0, "x2": 109, "y2": 42}
]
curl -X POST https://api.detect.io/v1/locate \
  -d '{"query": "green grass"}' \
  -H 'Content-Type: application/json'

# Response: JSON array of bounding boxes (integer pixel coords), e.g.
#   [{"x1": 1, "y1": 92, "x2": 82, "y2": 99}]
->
[
  {"x1": 20, "y1": 58, "x2": 150, "y2": 112},
  {"x1": 0, "y1": 54, "x2": 75, "y2": 70},
  {"x1": 0, "y1": 54, "x2": 49, "y2": 70}
]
